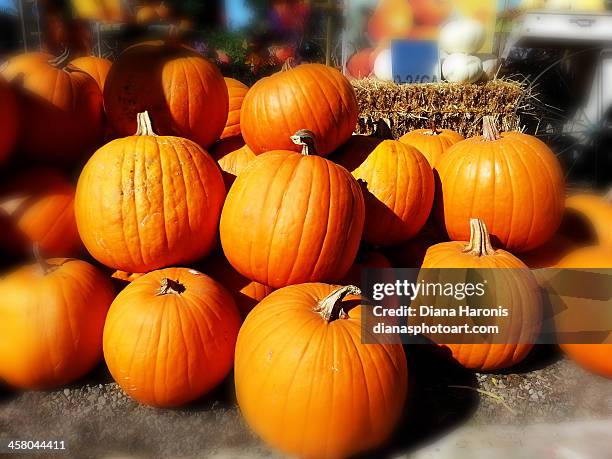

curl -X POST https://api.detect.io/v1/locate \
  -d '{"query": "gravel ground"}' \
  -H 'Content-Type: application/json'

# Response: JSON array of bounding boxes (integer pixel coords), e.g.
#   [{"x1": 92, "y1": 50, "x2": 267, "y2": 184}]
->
[{"x1": 1, "y1": 345, "x2": 612, "y2": 459}]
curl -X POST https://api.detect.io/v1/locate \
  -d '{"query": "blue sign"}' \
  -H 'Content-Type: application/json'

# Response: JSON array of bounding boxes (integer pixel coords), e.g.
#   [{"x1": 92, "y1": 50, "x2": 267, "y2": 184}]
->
[{"x1": 391, "y1": 40, "x2": 440, "y2": 84}]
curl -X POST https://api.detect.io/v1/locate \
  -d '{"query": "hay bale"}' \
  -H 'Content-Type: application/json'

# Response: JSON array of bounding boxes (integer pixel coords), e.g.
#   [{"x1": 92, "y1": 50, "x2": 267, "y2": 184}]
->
[{"x1": 352, "y1": 78, "x2": 531, "y2": 138}]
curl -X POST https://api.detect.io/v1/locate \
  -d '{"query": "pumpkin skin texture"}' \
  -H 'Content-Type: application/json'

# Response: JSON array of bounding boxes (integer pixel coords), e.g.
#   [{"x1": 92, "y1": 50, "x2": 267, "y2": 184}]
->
[
  {"x1": 0, "y1": 169, "x2": 81, "y2": 257},
  {"x1": 220, "y1": 131, "x2": 365, "y2": 288},
  {"x1": 557, "y1": 247, "x2": 612, "y2": 378},
  {"x1": 2, "y1": 52, "x2": 104, "y2": 164},
  {"x1": 210, "y1": 137, "x2": 256, "y2": 190},
  {"x1": 221, "y1": 78, "x2": 249, "y2": 139},
  {"x1": 336, "y1": 139, "x2": 435, "y2": 246},
  {"x1": 103, "y1": 41, "x2": 228, "y2": 149},
  {"x1": 240, "y1": 64, "x2": 358, "y2": 156},
  {"x1": 421, "y1": 219, "x2": 542, "y2": 371},
  {"x1": 399, "y1": 126, "x2": 464, "y2": 168},
  {"x1": 436, "y1": 117, "x2": 565, "y2": 253},
  {"x1": 103, "y1": 268, "x2": 240, "y2": 407},
  {"x1": 70, "y1": 56, "x2": 112, "y2": 91},
  {"x1": 235, "y1": 283, "x2": 408, "y2": 459},
  {"x1": 75, "y1": 111, "x2": 226, "y2": 273},
  {"x1": 560, "y1": 192, "x2": 612, "y2": 247},
  {"x1": 0, "y1": 258, "x2": 114, "y2": 389},
  {"x1": 0, "y1": 76, "x2": 18, "y2": 164}
]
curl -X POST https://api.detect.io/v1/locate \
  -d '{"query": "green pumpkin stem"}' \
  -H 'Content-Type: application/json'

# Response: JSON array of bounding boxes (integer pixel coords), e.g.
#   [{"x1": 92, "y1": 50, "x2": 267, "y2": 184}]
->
[
  {"x1": 157, "y1": 278, "x2": 186, "y2": 295},
  {"x1": 482, "y1": 116, "x2": 501, "y2": 141},
  {"x1": 316, "y1": 285, "x2": 361, "y2": 322},
  {"x1": 135, "y1": 111, "x2": 158, "y2": 137},
  {"x1": 291, "y1": 130, "x2": 318, "y2": 156},
  {"x1": 463, "y1": 218, "x2": 496, "y2": 257}
]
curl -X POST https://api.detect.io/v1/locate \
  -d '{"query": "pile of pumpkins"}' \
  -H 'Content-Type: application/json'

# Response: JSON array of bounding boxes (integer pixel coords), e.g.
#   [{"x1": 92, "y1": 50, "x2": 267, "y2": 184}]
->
[{"x1": 0, "y1": 40, "x2": 611, "y2": 459}]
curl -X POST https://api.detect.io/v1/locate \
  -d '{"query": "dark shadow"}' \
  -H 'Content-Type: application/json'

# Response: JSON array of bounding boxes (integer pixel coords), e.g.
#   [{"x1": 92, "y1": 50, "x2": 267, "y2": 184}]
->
[
  {"x1": 497, "y1": 344, "x2": 562, "y2": 375},
  {"x1": 0, "y1": 381, "x2": 17, "y2": 404}
]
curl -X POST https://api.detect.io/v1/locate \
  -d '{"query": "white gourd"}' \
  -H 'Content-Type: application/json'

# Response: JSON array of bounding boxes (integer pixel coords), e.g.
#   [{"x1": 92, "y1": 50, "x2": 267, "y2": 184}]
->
[
  {"x1": 373, "y1": 48, "x2": 393, "y2": 81},
  {"x1": 439, "y1": 19, "x2": 486, "y2": 54},
  {"x1": 442, "y1": 53, "x2": 483, "y2": 83}
]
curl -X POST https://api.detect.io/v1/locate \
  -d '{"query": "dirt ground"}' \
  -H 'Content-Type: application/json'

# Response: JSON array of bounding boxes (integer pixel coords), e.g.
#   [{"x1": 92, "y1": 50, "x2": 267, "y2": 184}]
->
[{"x1": 1, "y1": 345, "x2": 612, "y2": 459}]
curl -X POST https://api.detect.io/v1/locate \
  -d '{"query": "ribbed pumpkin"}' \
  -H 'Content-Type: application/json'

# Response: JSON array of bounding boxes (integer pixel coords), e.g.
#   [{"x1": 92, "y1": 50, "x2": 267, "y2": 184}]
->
[
  {"x1": 210, "y1": 136, "x2": 256, "y2": 190},
  {"x1": 436, "y1": 116, "x2": 565, "y2": 253},
  {"x1": 0, "y1": 76, "x2": 18, "y2": 164},
  {"x1": 0, "y1": 169, "x2": 81, "y2": 257},
  {"x1": 75, "y1": 111, "x2": 226, "y2": 273},
  {"x1": 335, "y1": 139, "x2": 435, "y2": 246},
  {"x1": 557, "y1": 247, "x2": 612, "y2": 378},
  {"x1": 560, "y1": 191, "x2": 612, "y2": 247},
  {"x1": 220, "y1": 130, "x2": 365, "y2": 288},
  {"x1": 221, "y1": 78, "x2": 249, "y2": 139},
  {"x1": 240, "y1": 63, "x2": 358, "y2": 156},
  {"x1": 235, "y1": 283, "x2": 408, "y2": 459},
  {"x1": 0, "y1": 257, "x2": 114, "y2": 389},
  {"x1": 199, "y1": 253, "x2": 274, "y2": 318},
  {"x1": 1, "y1": 51, "x2": 104, "y2": 164},
  {"x1": 103, "y1": 41, "x2": 228, "y2": 148},
  {"x1": 70, "y1": 55, "x2": 112, "y2": 90},
  {"x1": 399, "y1": 123, "x2": 464, "y2": 167},
  {"x1": 341, "y1": 250, "x2": 391, "y2": 286},
  {"x1": 420, "y1": 218, "x2": 542, "y2": 371},
  {"x1": 103, "y1": 267, "x2": 241, "y2": 407}
]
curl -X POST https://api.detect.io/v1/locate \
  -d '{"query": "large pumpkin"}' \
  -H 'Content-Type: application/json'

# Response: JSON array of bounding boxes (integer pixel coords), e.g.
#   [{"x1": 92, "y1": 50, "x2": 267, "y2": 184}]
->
[
  {"x1": 399, "y1": 124, "x2": 464, "y2": 168},
  {"x1": 210, "y1": 137, "x2": 256, "y2": 190},
  {"x1": 70, "y1": 55, "x2": 112, "y2": 91},
  {"x1": 103, "y1": 267, "x2": 241, "y2": 407},
  {"x1": 240, "y1": 63, "x2": 358, "y2": 156},
  {"x1": 75, "y1": 111, "x2": 226, "y2": 273},
  {"x1": 1, "y1": 51, "x2": 104, "y2": 164},
  {"x1": 0, "y1": 169, "x2": 81, "y2": 257},
  {"x1": 221, "y1": 78, "x2": 249, "y2": 139},
  {"x1": 436, "y1": 116, "x2": 565, "y2": 253},
  {"x1": 560, "y1": 191, "x2": 612, "y2": 247},
  {"x1": 335, "y1": 139, "x2": 435, "y2": 246},
  {"x1": 0, "y1": 76, "x2": 18, "y2": 164},
  {"x1": 557, "y1": 247, "x2": 612, "y2": 378},
  {"x1": 0, "y1": 257, "x2": 114, "y2": 389},
  {"x1": 420, "y1": 218, "x2": 542, "y2": 371},
  {"x1": 220, "y1": 130, "x2": 365, "y2": 288},
  {"x1": 103, "y1": 41, "x2": 228, "y2": 148},
  {"x1": 235, "y1": 283, "x2": 408, "y2": 458}
]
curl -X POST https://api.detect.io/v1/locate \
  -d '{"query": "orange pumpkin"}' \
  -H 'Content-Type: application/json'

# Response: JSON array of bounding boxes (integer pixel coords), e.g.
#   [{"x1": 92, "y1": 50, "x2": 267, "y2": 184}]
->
[
  {"x1": 0, "y1": 77, "x2": 18, "y2": 164},
  {"x1": 0, "y1": 257, "x2": 114, "y2": 389},
  {"x1": 104, "y1": 41, "x2": 228, "y2": 149},
  {"x1": 221, "y1": 78, "x2": 249, "y2": 139},
  {"x1": 70, "y1": 55, "x2": 112, "y2": 91},
  {"x1": 335, "y1": 139, "x2": 435, "y2": 246},
  {"x1": 346, "y1": 48, "x2": 375, "y2": 78},
  {"x1": 75, "y1": 111, "x2": 226, "y2": 273},
  {"x1": 211, "y1": 138, "x2": 257, "y2": 190},
  {"x1": 367, "y1": 0, "x2": 414, "y2": 42},
  {"x1": 409, "y1": 0, "x2": 453, "y2": 26},
  {"x1": 240, "y1": 63, "x2": 358, "y2": 156},
  {"x1": 103, "y1": 267, "x2": 241, "y2": 407},
  {"x1": 235, "y1": 283, "x2": 408, "y2": 458},
  {"x1": 557, "y1": 247, "x2": 612, "y2": 378},
  {"x1": 2, "y1": 51, "x2": 104, "y2": 164},
  {"x1": 399, "y1": 124, "x2": 464, "y2": 167},
  {"x1": 420, "y1": 218, "x2": 542, "y2": 370},
  {"x1": 135, "y1": 5, "x2": 158, "y2": 23},
  {"x1": 436, "y1": 116, "x2": 565, "y2": 253},
  {"x1": 341, "y1": 249, "x2": 391, "y2": 286},
  {"x1": 560, "y1": 191, "x2": 612, "y2": 247},
  {"x1": 0, "y1": 169, "x2": 81, "y2": 257},
  {"x1": 220, "y1": 130, "x2": 365, "y2": 288}
]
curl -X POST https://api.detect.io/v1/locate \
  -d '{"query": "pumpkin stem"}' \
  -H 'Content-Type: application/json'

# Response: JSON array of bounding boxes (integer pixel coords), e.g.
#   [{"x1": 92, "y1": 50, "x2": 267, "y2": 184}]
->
[
  {"x1": 482, "y1": 116, "x2": 501, "y2": 141},
  {"x1": 291, "y1": 129, "x2": 318, "y2": 155},
  {"x1": 316, "y1": 285, "x2": 361, "y2": 322},
  {"x1": 157, "y1": 278, "x2": 186, "y2": 295},
  {"x1": 428, "y1": 119, "x2": 440, "y2": 135},
  {"x1": 604, "y1": 187, "x2": 612, "y2": 203},
  {"x1": 373, "y1": 119, "x2": 393, "y2": 140},
  {"x1": 135, "y1": 111, "x2": 158, "y2": 137},
  {"x1": 32, "y1": 243, "x2": 53, "y2": 275},
  {"x1": 48, "y1": 47, "x2": 71, "y2": 69},
  {"x1": 463, "y1": 218, "x2": 496, "y2": 257},
  {"x1": 281, "y1": 57, "x2": 296, "y2": 72}
]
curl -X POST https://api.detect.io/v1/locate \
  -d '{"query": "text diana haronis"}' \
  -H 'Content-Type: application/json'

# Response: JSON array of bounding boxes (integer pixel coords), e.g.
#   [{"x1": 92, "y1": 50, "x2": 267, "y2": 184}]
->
[{"x1": 371, "y1": 280, "x2": 487, "y2": 301}]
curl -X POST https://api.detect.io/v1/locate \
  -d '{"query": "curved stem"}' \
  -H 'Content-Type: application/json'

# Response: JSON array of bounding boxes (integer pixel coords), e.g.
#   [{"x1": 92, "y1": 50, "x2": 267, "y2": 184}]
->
[
  {"x1": 482, "y1": 116, "x2": 501, "y2": 141},
  {"x1": 463, "y1": 218, "x2": 496, "y2": 257},
  {"x1": 291, "y1": 129, "x2": 318, "y2": 155},
  {"x1": 48, "y1": 48, "x2": 71, "y2": 69},
  {"x1": 32, "y1": 243, "x2": 52, "y2": 275},
  {"x1": 157, "y1": 278, "x2": 186, "y2": 295},
  {"x1": 281, "y1": 57, "x2": 296, "y2": 71},
  {"x1": 135, "y1": 111, "x2": 158, "y2": 136},
  {"x1": 316, "y1": 285, "x2": 361, "y2": 322}
]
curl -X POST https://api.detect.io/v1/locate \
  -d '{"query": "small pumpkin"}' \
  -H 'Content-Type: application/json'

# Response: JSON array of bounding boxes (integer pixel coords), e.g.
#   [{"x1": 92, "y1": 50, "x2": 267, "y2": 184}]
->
[
  {"x1": 221, "y1": 78, "x2": 249, "y2": 139},
  {"x1": 436, "y1": 116, "x2": 565, "y2": 253},
  {"x1": 135, "y1": 5, "x2": 158, "y2": 23},
  {"x1": 211, "y1": 139, "x2": 257, "y2": 190},
  {"x1": 439, "y1": 18, "x2": 486, "y2": 54},
  {"x1": 559, "y1": 191, "x2": 612, "y2": 247},
  {"x1": 0, "y1": 76, "x2": 18, "y2": 165},
  {"x1": 220, "y1": 130, "x2": 365, "y2": 288},
  {"x1": 235, "y1": 283, "x2": 408, "y2": 459},
  {"x1": 0, "y1": 169, "x2": 81, "y2": 257},
  {"x1": 399, "y1": 123, "x2": 464, "y2": 167},
  {"x1": 346, "y1": 48, "x2": 375, "y2": 79},
  {"x1": 335, "y1": 139, "x2": 435, "y2": 246},
  {"x1": 104, "y1": 41, "x2": 228, "y2": 149},
  {"x1": 0, "y1": 256, "x2": 114, "y2": 389},
  {"x1": 70, "y1": 55, "x2": 112, "y2": 91},
  {"x1": 420, "y1": 218, "x2": 543, "y2": 371},
  {"x1": 442, "y1": 53, "x2": 483, "y2": 83},
  {"x1": 103, "y1": 267, "x2": 241, "y2": 407},
  {"x1": 240, "y1": 63, "x2": 358, "y2": 156},
  {"x1": 75, "y1": 111, "x2": 226, "y2": 273}
]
